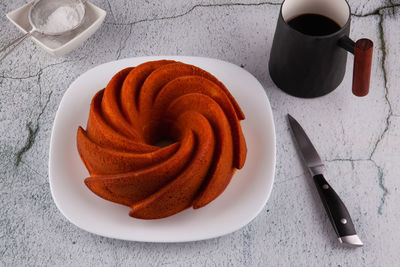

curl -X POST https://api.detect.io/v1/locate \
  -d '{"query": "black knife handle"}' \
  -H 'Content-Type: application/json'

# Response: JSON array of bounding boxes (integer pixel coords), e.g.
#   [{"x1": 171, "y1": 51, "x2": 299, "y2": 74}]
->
[{"x1": 313, "y1": 174, "x2": 357, "y2": 237}]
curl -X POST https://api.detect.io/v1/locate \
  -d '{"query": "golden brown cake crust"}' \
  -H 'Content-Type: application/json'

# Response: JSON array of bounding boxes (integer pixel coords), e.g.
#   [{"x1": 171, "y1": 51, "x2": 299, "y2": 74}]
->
[{"x1": 77, "y1": 60, "x2": 247, "y2": 219}]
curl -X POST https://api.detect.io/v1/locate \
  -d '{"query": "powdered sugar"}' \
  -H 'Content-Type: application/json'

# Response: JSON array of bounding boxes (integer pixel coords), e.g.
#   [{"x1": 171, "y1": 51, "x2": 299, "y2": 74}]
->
[{"x1": 39, "y1": 5, "x2": 83, "y2": 34}]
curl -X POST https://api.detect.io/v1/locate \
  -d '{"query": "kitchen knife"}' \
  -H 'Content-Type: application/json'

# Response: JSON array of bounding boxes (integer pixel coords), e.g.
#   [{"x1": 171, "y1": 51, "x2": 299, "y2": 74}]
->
[{"x1": 287, "y1": 114, "x2": 363, "y2": 247}]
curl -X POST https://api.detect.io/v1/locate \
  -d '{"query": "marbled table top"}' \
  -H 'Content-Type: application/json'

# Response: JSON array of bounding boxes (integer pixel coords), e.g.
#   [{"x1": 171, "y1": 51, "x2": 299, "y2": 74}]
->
[{"x1": 1, "y1": 0, "x2": 399, "y2": 266}]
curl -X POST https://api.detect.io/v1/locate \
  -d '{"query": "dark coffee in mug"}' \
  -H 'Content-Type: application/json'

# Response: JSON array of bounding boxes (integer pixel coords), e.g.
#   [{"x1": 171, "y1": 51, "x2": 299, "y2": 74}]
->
[
  {"x1": 288, "y1": 14, "x2": 341, "y2": 36},
  {"x1": 269, "y1": 0, "x2": 373, "y2": 98}
]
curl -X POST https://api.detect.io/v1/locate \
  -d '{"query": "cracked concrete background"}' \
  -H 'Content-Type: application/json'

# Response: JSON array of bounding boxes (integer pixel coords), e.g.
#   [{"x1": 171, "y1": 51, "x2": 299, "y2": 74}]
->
[{"x1": 1, "y1": 0, "x2": 399, "y2": 266}]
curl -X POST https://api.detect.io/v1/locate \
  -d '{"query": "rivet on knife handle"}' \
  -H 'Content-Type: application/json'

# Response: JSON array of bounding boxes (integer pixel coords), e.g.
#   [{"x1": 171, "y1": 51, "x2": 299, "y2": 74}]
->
[{"x1": 313, "y1": 174, "x2": 363, "y2": 247}]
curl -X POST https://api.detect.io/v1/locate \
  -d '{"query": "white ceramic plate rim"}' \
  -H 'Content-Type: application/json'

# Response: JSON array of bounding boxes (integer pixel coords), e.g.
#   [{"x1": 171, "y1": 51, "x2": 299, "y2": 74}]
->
[{"x1": 49, "y1": 56, "x2": 276, "y2": 242}]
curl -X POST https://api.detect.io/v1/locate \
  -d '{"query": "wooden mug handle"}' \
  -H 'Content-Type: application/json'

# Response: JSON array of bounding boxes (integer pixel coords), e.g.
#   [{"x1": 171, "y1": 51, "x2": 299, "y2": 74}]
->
[{"x1": 352, "y1": 39, "x2": 373, "y2": 97}]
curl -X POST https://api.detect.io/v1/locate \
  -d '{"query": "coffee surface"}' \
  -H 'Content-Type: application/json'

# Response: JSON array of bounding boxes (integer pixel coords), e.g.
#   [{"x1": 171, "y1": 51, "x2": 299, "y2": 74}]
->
[{"x1": 288, "y1": 14, "x2": 341, "y2": 36}]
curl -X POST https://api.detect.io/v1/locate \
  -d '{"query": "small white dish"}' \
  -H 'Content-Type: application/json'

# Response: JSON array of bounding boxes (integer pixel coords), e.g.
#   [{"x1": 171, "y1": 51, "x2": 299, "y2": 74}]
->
[
  {"x1": 49, "y1": 56, "x2": 276, "y2": 242},
  {"x1": 6, "y1": 1, "x2": 106, "y2": 57}
]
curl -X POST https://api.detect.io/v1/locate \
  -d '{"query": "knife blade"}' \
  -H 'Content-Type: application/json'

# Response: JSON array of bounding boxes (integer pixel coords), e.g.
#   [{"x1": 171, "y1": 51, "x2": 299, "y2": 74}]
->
[{"x1": 287, "y1": 114, "x2": 363, "y2": 247}]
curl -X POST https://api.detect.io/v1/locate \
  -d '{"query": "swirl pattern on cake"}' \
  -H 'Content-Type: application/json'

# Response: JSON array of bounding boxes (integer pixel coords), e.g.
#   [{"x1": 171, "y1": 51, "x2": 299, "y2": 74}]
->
[{"x1": 77, "y1": 60, "x2": 247, "y2": 219}]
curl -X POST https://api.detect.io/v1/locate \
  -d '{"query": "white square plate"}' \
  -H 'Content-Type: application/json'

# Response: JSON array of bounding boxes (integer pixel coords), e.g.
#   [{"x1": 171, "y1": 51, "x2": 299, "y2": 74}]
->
[
  {"x1": 49, "y1": 56, "x2": 276, "y2": 242},
  {"x1": 7, "y1": 1, "x2": 106, "y2": 56}
]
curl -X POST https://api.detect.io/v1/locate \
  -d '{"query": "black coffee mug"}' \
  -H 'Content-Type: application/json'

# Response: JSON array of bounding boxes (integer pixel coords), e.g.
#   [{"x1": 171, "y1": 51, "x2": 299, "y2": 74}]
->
[{"x1": 269, "y1": 0, "x2": 373, "y2": 98}]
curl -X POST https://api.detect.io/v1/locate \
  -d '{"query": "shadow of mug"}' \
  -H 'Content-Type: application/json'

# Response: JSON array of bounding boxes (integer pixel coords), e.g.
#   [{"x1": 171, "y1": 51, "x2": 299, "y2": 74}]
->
[{"x1": 268, "y1": 0, "x2": 373, "y2": 98}]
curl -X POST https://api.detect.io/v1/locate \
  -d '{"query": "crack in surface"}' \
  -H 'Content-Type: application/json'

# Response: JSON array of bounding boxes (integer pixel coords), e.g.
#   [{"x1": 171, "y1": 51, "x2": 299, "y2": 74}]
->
[
  {"x1": 351, "y1": 3, "x2": 399, "y2": 17},
  {"x1": 368, "y1": 11, "x2": 391, "y2": 214},
  {"x1": 19, "y1": 160, "x2": 46, "y2": 180},
  {"x1": 388, "y1": 0, "x2": 396, "y2": 15},
  {"x1": 116, "y1": 25, "x2": 133, "y2": 59},
  {"x1": 370, "y1": 160, "x2": 389, "y2": 215},
  {"x1": 105, "y1": 1, "x2": 280, "y2": 26},
  {"x1": 369, "y1": 12, "x2": 392, "y2": 159},
  {"x1": 106, "y1": 0, "x2": 116, "y2": 22},
  {"x1": 347, "y1": 3, "x2": 396, "y2": 215},
  {"x1": 0, "y1": 73, "x2": 38, "y2": 80},
  {"x1": 14, "y1": 91, "x2": 53, "y2": 167},
  {"x1": 106, "y1": 1, "x2": 280, "y2": 59},
  {"x1": 326, "y1": 157, "x2": 388, "y2": 214},
  {"x1": 326, "y1": 158, "x2": 369, "y2": 163},
  {"x1": 14, "y1": 122, "x2": 39, "y2": 167},
  {"x1": 274, "y1": 172, "x2": 308, "y2": 185},
  {"x1": 0, "y1": 58, "x2": 80, "y2": 80}
]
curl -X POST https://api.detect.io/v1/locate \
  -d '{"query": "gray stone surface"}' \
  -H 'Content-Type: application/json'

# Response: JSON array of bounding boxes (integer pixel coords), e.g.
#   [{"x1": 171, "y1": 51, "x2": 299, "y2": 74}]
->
[{"x1": 1, "y1": 0, "x2": 399, "y2": 266}]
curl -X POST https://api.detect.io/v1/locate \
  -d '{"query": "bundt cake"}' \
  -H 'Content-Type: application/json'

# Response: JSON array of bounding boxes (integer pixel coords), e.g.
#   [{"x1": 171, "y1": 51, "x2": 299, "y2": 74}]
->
[{"x1": 77, "y1": 60, "x2": 247, "y2": 219}]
